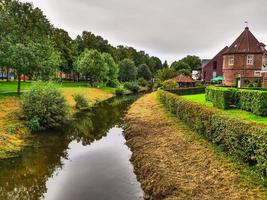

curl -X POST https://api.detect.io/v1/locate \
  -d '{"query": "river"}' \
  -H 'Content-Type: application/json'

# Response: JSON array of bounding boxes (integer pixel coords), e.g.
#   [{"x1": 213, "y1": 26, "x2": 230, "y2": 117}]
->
[{"x1": 0, "y1": 96, "x2": 143, "y2": 200}]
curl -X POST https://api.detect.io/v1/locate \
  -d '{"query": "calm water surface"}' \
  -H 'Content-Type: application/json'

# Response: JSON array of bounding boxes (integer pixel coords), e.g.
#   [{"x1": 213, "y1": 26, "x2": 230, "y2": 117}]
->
[{"x1": 0, "y1": 96, "x2": 143, "y2": 200}]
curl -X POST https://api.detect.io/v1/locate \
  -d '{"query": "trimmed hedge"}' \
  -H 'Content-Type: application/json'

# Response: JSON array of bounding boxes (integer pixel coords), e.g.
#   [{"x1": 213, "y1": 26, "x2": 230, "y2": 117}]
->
[
  {"x1": 158, "y1": 90, "x2": 267, "y2": 176},
  {"x1": 206, "y1": 86, "x2": 267, "y2": 116},
  {"x1": 166, "y1": 87, "x2": 206, "y2": 96}
]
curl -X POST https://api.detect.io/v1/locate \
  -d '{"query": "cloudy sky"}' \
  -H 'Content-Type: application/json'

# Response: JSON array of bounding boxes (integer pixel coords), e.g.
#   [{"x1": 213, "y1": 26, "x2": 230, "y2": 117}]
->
[{"x1": 22, "y1": 0, "x2": 267, "y2": 63}]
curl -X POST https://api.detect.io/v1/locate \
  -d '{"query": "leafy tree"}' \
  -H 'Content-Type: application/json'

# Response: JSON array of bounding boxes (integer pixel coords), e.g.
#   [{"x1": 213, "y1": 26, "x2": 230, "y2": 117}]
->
[
  {"x1": 171, "y1": 61, "x2": 191, "y2": 72},
  {"x1": 148, "y1": 56, "x2": 162, "y2": 73},
  {"x1": 156, "y1": 68, "x2": 178, "y2": 82},
  {"x1": 177, "y1": 69, "x2": 192, "y2": 76},
  {"x1": 51, "y1": 28, "x2": 76, "y2": 74},
  {"x1": 163, "y1": 60, "x2": 169, "y2": 68},
  {"x1": 75, "y1": 49, "x2": 108, "y2": 83},
  {"x1": 101, "y1": 52, "x2": 118, "y2": 82},
  {"x1": 0, "y1": 0, "x2": 58, "y2": 93},
  {"x1": 137, "y1": 64, "x2": 152, "y2": 81},
  {"x1": 118, "y1": 59, "x2": 137, "y2": 82},
  {"x1": 180, "y1": 55, "x2": 201, "y2": 70}
]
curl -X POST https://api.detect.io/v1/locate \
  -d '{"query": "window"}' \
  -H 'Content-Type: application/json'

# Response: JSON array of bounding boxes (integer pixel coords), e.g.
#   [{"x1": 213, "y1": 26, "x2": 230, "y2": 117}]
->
[
  {"x1": 254, "y1": 71, "x2": 261, "y2": 77},
  {"x1": 247, "y1": 55, "x2": 254, "y2": 65},
  {"x1": 229, "y1": 55, "x2": 234, "y2": 65}
]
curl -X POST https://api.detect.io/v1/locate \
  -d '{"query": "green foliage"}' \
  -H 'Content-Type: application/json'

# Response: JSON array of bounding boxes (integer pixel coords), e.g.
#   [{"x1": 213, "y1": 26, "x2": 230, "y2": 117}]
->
[
  {"x1": 156, "y1": 68, "x2": 178, "y2": 82},
  {"x1": 206, "y1": 86, "x2": 267, "y2": 115},
  {"x1": 179, "y1": 55, "x2": 201, "y2": 70},
  {"x1": 118, "y1": 59, "x2": 137, "y2": 82},
  {"x1": 22, "y1": 82, "x2": 69, "y2": 131},
  {"x1": 75, "y1": 49, "x2": 108, "y2": 83},
  {"x1": 138, "y1": 78, "x2": 148, "y2": 87},
  {"x1": 102, "y1": 52, "x2": 119, "y2": 82},
  {"x1": 162, "y1": 79, "x2": 177, "y2": 90},
  {"x1": 27, "y1": 116, "x2": 41, "y2": 132},
  {"x1": 158, "y1": 90, "x2": 267, "y2": 177},
  {"x1": 171, "y1": 61, "x2": 191, "y2": 71},
  {"x1": 166, "y1": 87, "x2": 206, "y2": 95},
  {"x1": 177, "y1": 69, "x2": 192, "y2": 76},
  {"x1": 73, "y1": 94, "x2": 89, "y2": 109},
  {"x1": 124, "y1": 82, "x2": 140, "y2": 93},
  {"x1": 115, "y1": 87, "x2": 126, "y2": 96},
  {"x1": 137, "y1": 64, "x2": 152, "y2": 80}
]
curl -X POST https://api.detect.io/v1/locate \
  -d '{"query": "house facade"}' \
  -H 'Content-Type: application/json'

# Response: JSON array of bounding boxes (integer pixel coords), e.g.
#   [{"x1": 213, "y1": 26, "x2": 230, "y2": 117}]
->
[
  {"x1": 202, "y1": 46, "x2": 228, "y2": 82},
  {"x1": 223, "y1": 27, "x2": 267, "y2": 86}
]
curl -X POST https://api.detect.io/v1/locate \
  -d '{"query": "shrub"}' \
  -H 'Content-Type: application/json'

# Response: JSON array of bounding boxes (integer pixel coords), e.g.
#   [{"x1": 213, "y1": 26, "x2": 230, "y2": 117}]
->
[
  {"x1": 162, "y1": 79, "x2": 177, "y2": 90},
  {"x1": 115, "y1": 87, "x2": 125, "y2": 96},
  {"x1": 166, "y1": 87, "x2": 206, "y2": 96},
  {"x1": 22, "y1": 82, "x2": 69, "y2": 131},
  {"x1": 106, "y1": 79, "x2": 119, "y2": 88},
  {"x1": 138, "y1": 78, "x2": 148, "y2": 87},
  {"x1": 158, "y1": 90, "x2": 267, "y2": 176},
  {"x1": 206, "y1": 86, "x2": 267, "y2": 115},
  {"x1": 73, "y1": 94, "x2": 89, "y2": 109},
  {"x1": 124, "y1": 82, "x2": 140, "y2": 93}
]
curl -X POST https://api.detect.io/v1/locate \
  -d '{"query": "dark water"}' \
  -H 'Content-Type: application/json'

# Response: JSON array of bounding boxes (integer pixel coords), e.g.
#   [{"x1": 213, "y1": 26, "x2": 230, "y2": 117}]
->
[{"x1": 0, "y1": 96, "x2": 143, "y2": 200}]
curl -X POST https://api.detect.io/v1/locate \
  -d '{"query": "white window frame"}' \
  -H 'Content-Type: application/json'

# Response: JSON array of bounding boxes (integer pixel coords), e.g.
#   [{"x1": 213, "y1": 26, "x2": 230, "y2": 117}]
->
[
  {"x1": 229, "y1": 55, "x2": 234, "y2": 65},
  {"x1": 247, "y1": 55, "x2": 254, "y2": 65},
  {"x1": 254, "y1": 71, "x2": 261, "y2": 77}
]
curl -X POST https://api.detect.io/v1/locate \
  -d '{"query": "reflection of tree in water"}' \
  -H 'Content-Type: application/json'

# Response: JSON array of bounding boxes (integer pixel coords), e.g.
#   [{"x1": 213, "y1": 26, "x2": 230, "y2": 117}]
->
[
  {"x1": 69, "y1": 95, "x2": 138, "y2": 145},
  {"x1": 0, "y1": 95, "x2": 138, "y2": 200},
  {"x1": 0, "y1": 133, "x2": 70, "y2": 200}
]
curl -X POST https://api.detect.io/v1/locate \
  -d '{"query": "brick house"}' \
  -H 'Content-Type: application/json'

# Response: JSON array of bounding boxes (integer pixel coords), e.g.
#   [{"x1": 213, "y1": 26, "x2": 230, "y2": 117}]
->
[
  {"x1": 223, "y1": 27, "x2": 267, "y2": 86},
  {"x1": 202, "y1": 46, "x2": 228, "y2": 82}
]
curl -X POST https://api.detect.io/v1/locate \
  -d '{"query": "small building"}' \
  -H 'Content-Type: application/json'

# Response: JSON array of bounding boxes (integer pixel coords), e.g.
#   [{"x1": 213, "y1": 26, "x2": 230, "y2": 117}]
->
[
  {"x1": 175, "y1": 75, "x2": 195, "y2": 87},
  {"x1": 223, "y1": 27, "x2": 267, "y2": 86},
  {"x1": 202, "y1": 46, "x2": 228, "y2": 83},
  {"x1": 192, "y1": 59, "x2": 210, "y2": 81}
]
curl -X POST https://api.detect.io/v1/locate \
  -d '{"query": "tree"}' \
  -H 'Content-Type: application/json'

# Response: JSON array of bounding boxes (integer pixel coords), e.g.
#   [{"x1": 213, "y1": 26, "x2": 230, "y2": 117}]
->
[
  {"x1": 156, "y1": 68, "x2": 178, "y2": 82},
  {"x1": 118, "y1": 59, "x2": 137, "y2": 82},
  {"x1": 177, "y1": 69, "x2": 192, "y2": 76},
  {"x1": 75, "y1": 49, "x2": 108, "y2": 83},
  {"x1": 171, "y1": 61, "x2": 191, "y2": 72},
  {"x1": 0, "y1": 0, "x2": 58, "y2": 93},
  {"x1": 51, "y1": 28, "x2": 76, "y2": 74},
  {"x1": 180, "y1": 55, "x2": 201, "y2": 70},
  {"x1": 163, "y1": 60, "x2": 169, "y2": 68},
  {"x1": 101, "y1": 52, "x2": 118, "y2": 82},
  {"x1": 147, "y1": 56, "x2": 162, "y2": 74},
  {"x1": 137, "y1": 64, "x2": 152, "y2": 81}
]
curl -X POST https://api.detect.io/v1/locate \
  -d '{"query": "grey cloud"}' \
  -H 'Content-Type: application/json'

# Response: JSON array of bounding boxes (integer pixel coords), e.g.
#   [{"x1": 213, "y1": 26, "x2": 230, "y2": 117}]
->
[{"x1": 22, "y1": 0, "x2": 267, "y2": 62}]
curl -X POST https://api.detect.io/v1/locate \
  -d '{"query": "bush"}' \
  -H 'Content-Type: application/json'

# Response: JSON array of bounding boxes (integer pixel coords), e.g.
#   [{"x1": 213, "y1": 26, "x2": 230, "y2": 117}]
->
[
  {"x1": 22, "y1": 82, "x2": 69, "y2": 131},
  {"x1": 115, "y1": 87, "x2": 125, "y2": 96},
  {"x1": 138, "y1": 78, "x2": 148, "y2": 87},
  {"x1": 162, "y1": 79, "x2": 177, "y2": 90},
  {"x1": 124, "y1": 82, "x2": 140, "y2": 93},
  {"x1": 73, "y1": 94, "x2": 89, "y2": 109},
  {"x1": 106, "y1": 79, "x2": 119, "y2": 88},
  {"x1": 158, "y1": 90, "x2": 267, "y2": 176},
  {"x1": 166, "y1": 87, "x2": 206, "y2": 96},
  {"x1": 206, "y1": 86, "x2": 267, "y2": 115}
]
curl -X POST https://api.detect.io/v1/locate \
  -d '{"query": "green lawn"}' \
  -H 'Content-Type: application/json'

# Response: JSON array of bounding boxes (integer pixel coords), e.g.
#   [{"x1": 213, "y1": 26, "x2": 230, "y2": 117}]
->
[
  {"x1": 0, "y1": 81, "x2": 116, "y2": 94},
  {"x1": 182, "y1": 94, "x2": 267, "y2": 124}
]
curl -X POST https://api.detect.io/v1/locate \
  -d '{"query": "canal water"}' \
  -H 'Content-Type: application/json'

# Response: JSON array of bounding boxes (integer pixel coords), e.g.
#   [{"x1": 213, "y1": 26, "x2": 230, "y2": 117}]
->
[{"x1": 0, "y1": 96, "x2": 144, "y2": 200}]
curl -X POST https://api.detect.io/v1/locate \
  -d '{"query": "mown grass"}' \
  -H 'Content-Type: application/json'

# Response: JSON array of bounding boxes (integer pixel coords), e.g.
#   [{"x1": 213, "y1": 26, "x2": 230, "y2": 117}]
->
[
  {"x1": 125, "y1": 93, "x2": 266, "y2": 199},
  {"x1": 182, "y1": 94, "x2": 267, "y2": 124}
]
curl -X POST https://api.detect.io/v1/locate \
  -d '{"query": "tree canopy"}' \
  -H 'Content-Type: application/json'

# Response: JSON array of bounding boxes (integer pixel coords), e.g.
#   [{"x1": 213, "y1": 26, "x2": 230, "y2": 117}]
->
[
  {"x1": 118, "y1": 59, "x2": 137, "y2": 82},
  {"x1": 138, "y1": 64, "x2": 152, "y2": 81}
]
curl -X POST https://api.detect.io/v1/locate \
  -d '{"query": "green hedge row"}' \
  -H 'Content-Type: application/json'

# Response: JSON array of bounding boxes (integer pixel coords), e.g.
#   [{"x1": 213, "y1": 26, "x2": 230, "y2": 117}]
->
[
  {"x1": 166, "y1": 87, "x2": 206, "y2": 96},
  {"x1": 158, "y1": 90, "x2": 267, "y2": 176},
  {"x1": 206, "y1": 86, "x2": 267, "y2": 116}
]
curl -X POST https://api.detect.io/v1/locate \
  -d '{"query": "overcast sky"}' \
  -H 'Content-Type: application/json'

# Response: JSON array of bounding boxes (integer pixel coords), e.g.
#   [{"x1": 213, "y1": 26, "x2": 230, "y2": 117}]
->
[{"x1": 21, "y1": 0, "x2": 267, "y2": 63}]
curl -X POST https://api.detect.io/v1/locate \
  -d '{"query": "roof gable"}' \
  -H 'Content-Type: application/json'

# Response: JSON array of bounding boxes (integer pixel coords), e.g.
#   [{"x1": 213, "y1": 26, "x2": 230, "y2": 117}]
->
[{"x1": 224, "y1": 27, "x2": 266, "y2": 55}]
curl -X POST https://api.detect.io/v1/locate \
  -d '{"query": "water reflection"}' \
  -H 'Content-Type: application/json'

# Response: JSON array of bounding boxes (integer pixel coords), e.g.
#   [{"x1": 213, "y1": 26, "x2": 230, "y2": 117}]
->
[{"x1": 0, "y1": 95, "x2": 142, "y2": 200}]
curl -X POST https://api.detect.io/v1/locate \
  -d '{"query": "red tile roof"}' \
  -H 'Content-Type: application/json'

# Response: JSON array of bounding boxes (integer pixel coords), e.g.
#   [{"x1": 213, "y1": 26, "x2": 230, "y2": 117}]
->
[
  {"x1": 174, "y1": 75, "x2": 195, "y2": 83},
  {"x1": 224, "y1": 27, "x2": 266, "y2": 55}
]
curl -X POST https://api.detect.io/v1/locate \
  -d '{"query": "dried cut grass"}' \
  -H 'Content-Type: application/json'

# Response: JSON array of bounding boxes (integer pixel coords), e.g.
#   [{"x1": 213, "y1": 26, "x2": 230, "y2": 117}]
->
[
  {"x1": 61, "y1": 88, "x2": 114, "y2": 108},
  {"x1": 0, "y1": 98, "x2": 28, "y2": 159},
  {"x1": 125, "y1": 93, "x2": 266, "y2": 200}
]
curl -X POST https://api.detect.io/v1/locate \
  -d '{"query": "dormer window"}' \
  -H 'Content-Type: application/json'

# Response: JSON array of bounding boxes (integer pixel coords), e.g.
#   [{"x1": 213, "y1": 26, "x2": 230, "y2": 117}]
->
[
  {"x1": 229, "y1": 55, "x2": 234, "y2": 65},
  {"x1": 247, "y1": 55, "x2": 254, "y2": 65}
]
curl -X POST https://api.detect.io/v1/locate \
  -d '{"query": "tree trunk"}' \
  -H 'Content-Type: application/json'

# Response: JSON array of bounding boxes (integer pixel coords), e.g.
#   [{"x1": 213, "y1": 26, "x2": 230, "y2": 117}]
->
[
  {"x1": 6, "y1": 67, "x2": 9, "y2": 82},
  {"x1": 23, "y1": 75, "x2": 26, "y2": 82},
  {"x1": 17, "y1": 73, "x2": 21, "y2": 94}
]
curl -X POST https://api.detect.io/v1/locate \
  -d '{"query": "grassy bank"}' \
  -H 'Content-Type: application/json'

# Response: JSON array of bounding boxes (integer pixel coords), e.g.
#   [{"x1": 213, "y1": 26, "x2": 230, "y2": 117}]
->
[
  {"x1": 124, "y1": 93, "x2": 266, "y2": 199},
  {"x1": 182, "y1": 94, "x2": 267, "y2": 124},
  {"x1": 0, "y1": 86, "x2": 114, "y2": 160}
]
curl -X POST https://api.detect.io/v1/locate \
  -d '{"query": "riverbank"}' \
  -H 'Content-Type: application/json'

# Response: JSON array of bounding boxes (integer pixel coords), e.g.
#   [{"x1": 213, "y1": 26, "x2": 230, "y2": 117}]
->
[
  {"x1": 0, "y1": 88, "x2": 114, "y2": 160},
  {"x1": 124, "y1": 93, "x2": 266, "y2": 199}
]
